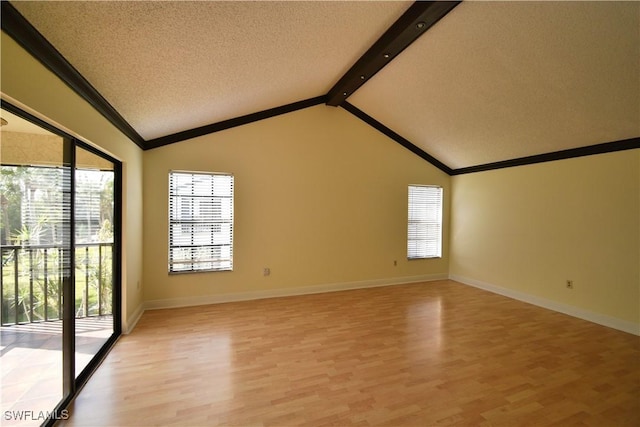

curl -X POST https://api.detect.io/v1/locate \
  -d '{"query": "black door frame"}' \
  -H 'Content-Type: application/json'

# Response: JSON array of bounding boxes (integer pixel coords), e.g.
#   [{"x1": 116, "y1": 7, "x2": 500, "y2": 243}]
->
[{"x1": 1, "y1": 100, "x2": 122, "y2": 426}]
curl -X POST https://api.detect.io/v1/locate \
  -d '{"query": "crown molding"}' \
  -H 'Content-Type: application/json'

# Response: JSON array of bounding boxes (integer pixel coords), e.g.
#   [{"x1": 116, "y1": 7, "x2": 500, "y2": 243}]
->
[
  {"x1": 342, "y1": 100, "x2": 639, "y2": 176},
  {"x1": 451, "y1": 137, "x2": 640, "y2": 175},
  {"x1": 341, "y1": 101, "x2": 454, "y2": 175},
  {"x1": 145, "y1": 96, "x2": 326, "y2": 150},
  {"x1": 1, "y1": 1, "x2": 146, "y2": 149},
  {"x1": 4, "y1": 0, "x2": 636, "y2": 172}
]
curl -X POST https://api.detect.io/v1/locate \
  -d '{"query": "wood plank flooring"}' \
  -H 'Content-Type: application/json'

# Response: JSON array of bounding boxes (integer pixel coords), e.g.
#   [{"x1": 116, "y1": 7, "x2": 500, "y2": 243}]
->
[{"x1": 59, "y1": 280, "x2": 639, "y2": 426}]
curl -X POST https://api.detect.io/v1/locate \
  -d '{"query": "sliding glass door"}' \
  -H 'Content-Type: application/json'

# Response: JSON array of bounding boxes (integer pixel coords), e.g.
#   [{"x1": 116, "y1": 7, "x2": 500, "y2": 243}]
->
[
  {"x1": 74, "y1": 146, "x2": 117, "y2": 378},
  {"x1": 0, "y1": 108, "x2": 68, "y2": 426},
  {"x1": 0, "y1": 104, "x2": 121, "y2": 426}
]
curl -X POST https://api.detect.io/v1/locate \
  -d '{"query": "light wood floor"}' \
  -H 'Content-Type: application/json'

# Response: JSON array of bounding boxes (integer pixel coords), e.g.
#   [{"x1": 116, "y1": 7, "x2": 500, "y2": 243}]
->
[{"x1": 60, "y1": 280, "x2": 639, "y2": 426}]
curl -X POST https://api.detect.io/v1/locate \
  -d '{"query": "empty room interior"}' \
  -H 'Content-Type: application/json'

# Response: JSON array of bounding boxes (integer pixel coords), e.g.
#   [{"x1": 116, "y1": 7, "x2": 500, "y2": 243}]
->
[{"x1": 0, "y1": 1, "x2": 638, "y2": 426}]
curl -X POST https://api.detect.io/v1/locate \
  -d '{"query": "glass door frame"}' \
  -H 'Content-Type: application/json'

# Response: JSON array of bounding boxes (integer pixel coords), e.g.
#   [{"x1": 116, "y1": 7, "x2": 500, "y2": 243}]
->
[{"x1": 1, "y1": 101, "x2": 122, "y2": 426}]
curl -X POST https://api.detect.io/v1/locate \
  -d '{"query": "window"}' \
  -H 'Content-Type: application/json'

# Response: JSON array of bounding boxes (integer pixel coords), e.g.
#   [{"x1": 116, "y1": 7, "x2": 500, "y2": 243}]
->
[
  {"x1": 408, "y1": 185, "x2": 443, "y2": 259},
  {"x1": 169, "y1": 171, "x2": 234, "y2": 273}
]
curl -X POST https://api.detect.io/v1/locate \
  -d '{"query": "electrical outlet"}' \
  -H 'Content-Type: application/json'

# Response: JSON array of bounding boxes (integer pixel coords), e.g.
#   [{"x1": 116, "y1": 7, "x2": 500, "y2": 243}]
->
[
  {"x1": 263, "y1": 267, "x2": 271, "y2": 277},
  {"x1": 566, "y1": 280, "x2": 574, "y2": 289}
]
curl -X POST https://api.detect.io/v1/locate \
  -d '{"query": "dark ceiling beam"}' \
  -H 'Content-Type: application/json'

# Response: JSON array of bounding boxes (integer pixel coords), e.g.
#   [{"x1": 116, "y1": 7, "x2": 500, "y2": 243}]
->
[
  {"x1": 325, "y1": 1, "x2": 461, "y2": 107},
  {"x1": 1, "y1": 1, "x2": 146, "y2": 149},
  {"x1": 451, "y1": 137, "x2": 640, "y2": 175},
  {"x1": 146, "y1": 96, "x2": 327, "y2": 150},
  {"x1": 342, "y1": 102, "x2": 453, "y2": 175},
  {"x1": 6, "y1": 0, "x2": 633, "y2": 175}
]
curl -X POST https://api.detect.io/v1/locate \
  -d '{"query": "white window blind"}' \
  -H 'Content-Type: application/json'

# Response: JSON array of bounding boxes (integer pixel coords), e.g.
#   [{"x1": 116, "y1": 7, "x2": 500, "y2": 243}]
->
[
  {"x1": 408, "y1": 185, "x2": 442, "y2": 259},
  {"x1": 169, "y1": 171, "x2": 233, "y2": 273}
]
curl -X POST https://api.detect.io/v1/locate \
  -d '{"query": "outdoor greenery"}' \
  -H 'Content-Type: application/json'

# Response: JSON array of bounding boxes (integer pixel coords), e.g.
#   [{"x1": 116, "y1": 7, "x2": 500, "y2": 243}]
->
[
  {"x1": 0, "y1": 165, "x2": 114, "y2": 325},
  {"x1": 1, "y1": 245, "x2": 113, "y2": 324}
]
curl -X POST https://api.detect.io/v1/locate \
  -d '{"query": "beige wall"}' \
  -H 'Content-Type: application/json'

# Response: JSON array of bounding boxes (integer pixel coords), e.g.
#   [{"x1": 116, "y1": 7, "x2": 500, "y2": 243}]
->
[
  {"x1": 4, "y1": 29, "x2": 637, "y2": 335},
  {"x1": 143, "y1": 105, "x2": 450, "y2": 304},
  {"x1": 1, "y1": 32, "x2": 145, "y2": 331},
  {"x1": 450, "y1": 149, "x2": 640, "y2": 328}
]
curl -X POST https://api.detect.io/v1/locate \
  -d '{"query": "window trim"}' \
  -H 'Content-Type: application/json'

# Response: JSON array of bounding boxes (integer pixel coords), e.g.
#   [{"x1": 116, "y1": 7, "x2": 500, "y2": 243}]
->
[
  {"x1": 168, "y1": 170, "x2": 234, "y2": 274},
  {"x1": 407, "y1": 184, "x2": 443, "y2": 260}
]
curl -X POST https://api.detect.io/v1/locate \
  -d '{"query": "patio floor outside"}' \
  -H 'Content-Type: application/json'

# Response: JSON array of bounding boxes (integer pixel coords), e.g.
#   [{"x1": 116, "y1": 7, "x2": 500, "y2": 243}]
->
[{"x1": 1, "y1": 316, "x2": 113, "y2": 427}]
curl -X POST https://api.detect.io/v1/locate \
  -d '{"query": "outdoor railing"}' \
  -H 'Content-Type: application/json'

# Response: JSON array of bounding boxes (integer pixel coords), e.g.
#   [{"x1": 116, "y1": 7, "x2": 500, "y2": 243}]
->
[{"x1": 0, "y1": 243, "x2": 113, "y2": 326}]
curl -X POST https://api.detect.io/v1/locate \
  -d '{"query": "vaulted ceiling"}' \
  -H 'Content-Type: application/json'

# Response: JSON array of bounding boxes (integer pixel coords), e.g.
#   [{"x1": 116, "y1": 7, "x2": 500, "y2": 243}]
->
[{"x1": 3, "y1": 1, "x2": 639, "y2": 174}]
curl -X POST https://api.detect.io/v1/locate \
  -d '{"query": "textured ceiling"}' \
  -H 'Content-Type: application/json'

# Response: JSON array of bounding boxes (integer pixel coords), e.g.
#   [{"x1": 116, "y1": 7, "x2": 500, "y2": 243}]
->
[
  {"x1": 350, "y1": 1, "x2": 640, "y2": 169},
  {"x1": 6, "y1": 1, "x2": 640, "y2": 170},
  {"x1": 12, "y1": 0, "x2": 410, "y2": 140}
]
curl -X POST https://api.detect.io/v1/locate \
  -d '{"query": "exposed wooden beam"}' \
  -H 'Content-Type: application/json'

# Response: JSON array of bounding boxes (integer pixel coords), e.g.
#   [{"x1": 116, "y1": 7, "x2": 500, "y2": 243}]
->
[
  {"x1": 342, "y1": 102, "x2": 453, "y2": 175},
  {"x1": 451, "y1": 137, "x2": 640, "y2": 175},
  {"x1": 1, "y1": 1, "x2": 146, "y2": 149},
  {"x1": 326, "y1": 1, "x2": 461, "y2": 107},
  {"x1": 145, "y1": 96, "x2": 326, "y2": 150}
]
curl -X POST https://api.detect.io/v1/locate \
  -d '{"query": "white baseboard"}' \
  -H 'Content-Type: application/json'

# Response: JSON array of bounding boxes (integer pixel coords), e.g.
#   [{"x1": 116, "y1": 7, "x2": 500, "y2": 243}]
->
[
  {"x1": 123, "y1": 303, "x2": 144, "y2": 334},
  {"x1": 449, "y1": 274, "x2": 640, "y2": 336},
  {"x1": 143, "y1": 273, "x2": 448, "y2": 311}
]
